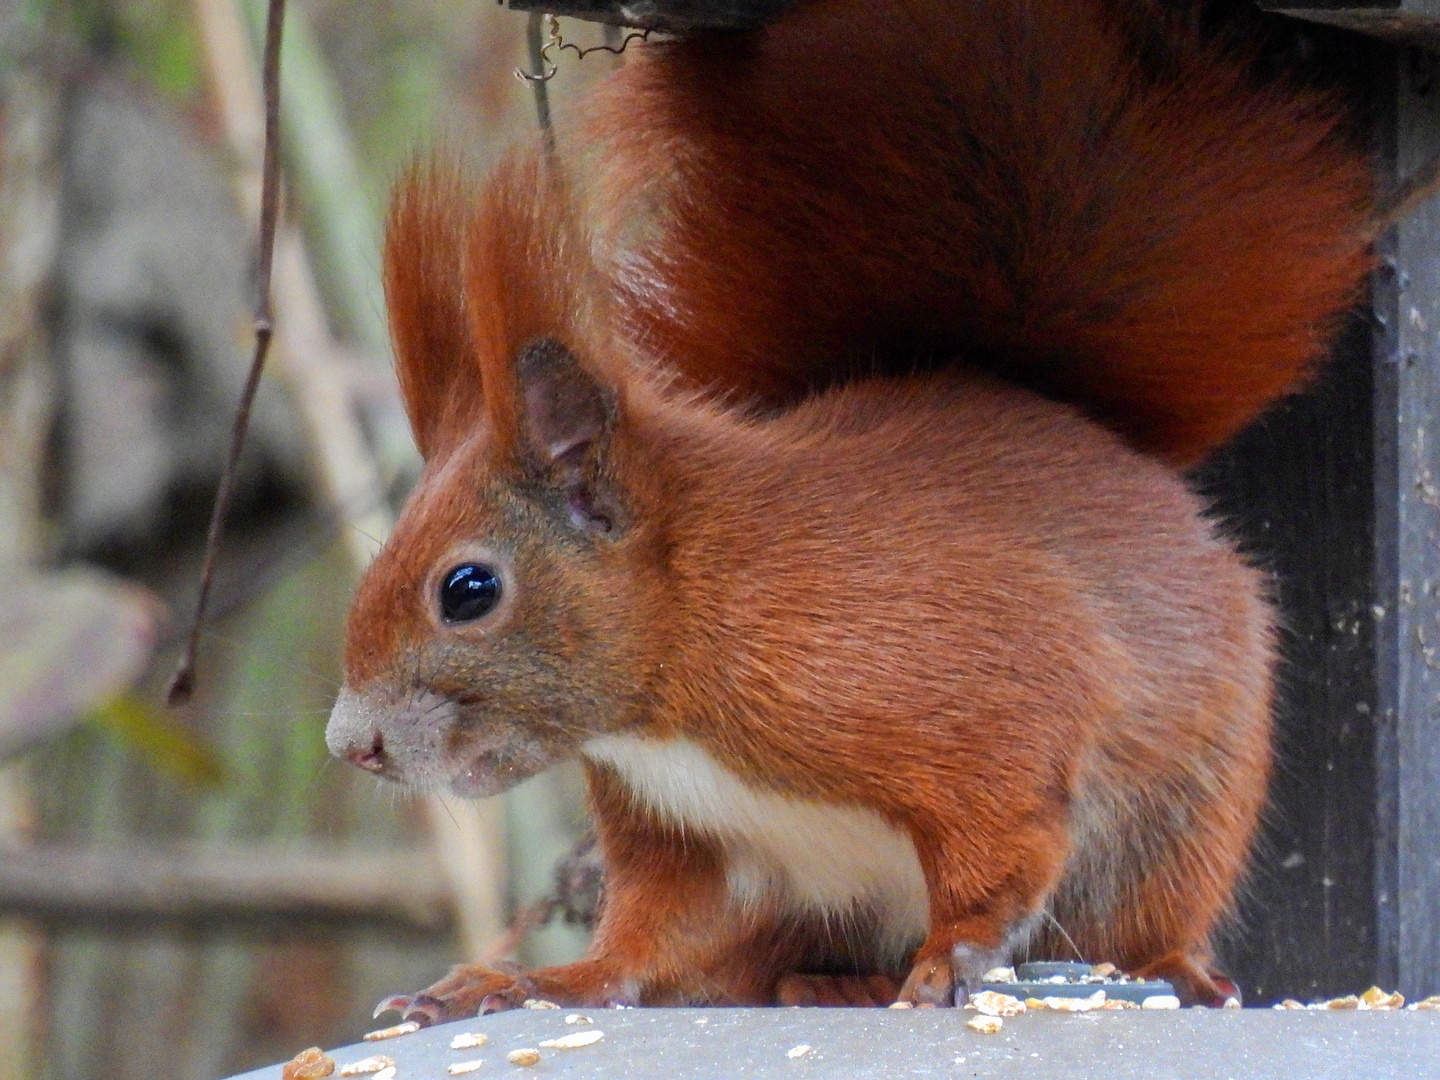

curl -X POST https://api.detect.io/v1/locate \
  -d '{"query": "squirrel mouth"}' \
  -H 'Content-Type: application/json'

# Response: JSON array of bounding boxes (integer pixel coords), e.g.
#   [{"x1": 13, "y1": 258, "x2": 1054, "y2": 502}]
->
[
  {"x1": 328, "y1": 685, "x2": 558, "y2": 796},
  {"x1": 449, "y1": 745, "x2": 545, "y2": 798}
]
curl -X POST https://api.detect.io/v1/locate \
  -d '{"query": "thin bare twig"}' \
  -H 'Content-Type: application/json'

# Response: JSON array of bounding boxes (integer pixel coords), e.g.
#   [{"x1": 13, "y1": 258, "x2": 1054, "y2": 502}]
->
[
  {"x1": 525, "y1": 10, "x2": 556, "y2": 157},
  {"x1": 168, "y1": 0, "x2": 287, "y2": 705}
]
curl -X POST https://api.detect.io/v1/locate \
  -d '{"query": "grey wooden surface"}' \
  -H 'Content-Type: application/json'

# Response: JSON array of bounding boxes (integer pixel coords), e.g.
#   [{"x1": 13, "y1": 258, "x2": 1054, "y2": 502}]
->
[{"x1": 231, "y1": 1007, "x2": 1440, "y2": 1080}]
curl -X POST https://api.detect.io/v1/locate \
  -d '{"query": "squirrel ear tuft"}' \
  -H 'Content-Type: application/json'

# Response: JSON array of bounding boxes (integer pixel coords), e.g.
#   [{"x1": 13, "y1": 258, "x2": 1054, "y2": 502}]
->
[
  {"x1": 384, "y1": 161, "x2": 480, "y2": 460},
  {"x1": 516, "y1": 339, "x2": 616, "y2": 476}
]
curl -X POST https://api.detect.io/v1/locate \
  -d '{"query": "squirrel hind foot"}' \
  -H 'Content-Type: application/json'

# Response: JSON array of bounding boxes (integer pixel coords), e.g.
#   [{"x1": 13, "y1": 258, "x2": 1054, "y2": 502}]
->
[
  {"x1": 1130, "y1": 951, "x2": 1240, "y2": 1008},
  {"x1": 775, "y1": 973, "x2": 903, "y2": 1007}
]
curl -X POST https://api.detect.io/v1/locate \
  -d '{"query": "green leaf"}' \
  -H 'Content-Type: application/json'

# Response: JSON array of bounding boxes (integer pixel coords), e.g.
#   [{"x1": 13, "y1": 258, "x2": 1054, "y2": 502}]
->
[{"x1": 88, "y1": 691, "x2": 226, "y2": 791}]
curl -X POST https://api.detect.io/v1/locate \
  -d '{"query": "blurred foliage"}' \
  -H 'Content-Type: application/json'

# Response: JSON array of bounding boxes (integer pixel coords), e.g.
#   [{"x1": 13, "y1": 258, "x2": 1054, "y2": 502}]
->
[
  {"x1": 0, "y1": 570, "x2": 159, "y2": 757},
  {"x1": 19, "y1": 0, "x2": 204, "y2": 101},
  {"x1": 33, "y1": 540, "x2": 352, "y2": 847}
]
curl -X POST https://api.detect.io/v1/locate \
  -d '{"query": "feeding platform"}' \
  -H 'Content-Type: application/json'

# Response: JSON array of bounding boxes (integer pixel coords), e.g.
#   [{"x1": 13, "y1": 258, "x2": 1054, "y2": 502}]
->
[{"x1": 233, "y1": 1004, "x2": 1440, "y2": 1080}]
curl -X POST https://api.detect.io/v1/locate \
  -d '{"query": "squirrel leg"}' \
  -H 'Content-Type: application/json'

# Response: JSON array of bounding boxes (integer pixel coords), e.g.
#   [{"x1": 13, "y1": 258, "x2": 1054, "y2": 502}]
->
[
  {"x1": 381, "y1": 770, "x2": 787, "y2": 1024},
  {"x1": 1073, "y1": 755, "x2": 1265, "y2": 1008},
  {"x1": 377, "y1": 832, "x2": 742, "y2": 1024},
  {"x1": 898, "y1": 817, "x2": 1069, "y2": 1007}
]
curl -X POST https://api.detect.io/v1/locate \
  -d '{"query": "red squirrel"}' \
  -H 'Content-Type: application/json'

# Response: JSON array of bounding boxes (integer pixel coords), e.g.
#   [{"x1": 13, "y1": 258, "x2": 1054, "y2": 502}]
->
[{"x1": 326, "y1": 0, "x2": 1373, "y2": 1016}]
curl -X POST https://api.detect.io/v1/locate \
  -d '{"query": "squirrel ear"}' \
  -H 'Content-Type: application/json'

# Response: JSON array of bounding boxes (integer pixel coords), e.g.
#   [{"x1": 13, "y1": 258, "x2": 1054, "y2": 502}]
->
[
  {"x1": 517, "y1": 338, "x2": 615, "y2": 469},
  {"x1": 514, "y1": 339, "x2": 622, "y2": 532}
]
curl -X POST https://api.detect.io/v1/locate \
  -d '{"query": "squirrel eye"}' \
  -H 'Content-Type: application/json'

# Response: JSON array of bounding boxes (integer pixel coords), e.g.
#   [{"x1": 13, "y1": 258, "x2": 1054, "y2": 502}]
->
[{"x1": 438, "y1": 563, "x2": 502, "y2": 623}]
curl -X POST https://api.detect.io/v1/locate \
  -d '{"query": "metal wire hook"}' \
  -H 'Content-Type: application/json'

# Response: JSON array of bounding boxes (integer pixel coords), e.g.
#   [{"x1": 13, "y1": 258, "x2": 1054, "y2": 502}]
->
[{"x1": 515, "y1": 14, "x2": 652, "y2": 85}]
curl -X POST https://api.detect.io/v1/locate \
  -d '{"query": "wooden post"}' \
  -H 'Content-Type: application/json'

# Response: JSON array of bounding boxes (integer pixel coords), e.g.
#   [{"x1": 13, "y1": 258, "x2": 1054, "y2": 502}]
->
[{"x1": 1374, "y1": 36, "x2": 1440, "y2": 1000}]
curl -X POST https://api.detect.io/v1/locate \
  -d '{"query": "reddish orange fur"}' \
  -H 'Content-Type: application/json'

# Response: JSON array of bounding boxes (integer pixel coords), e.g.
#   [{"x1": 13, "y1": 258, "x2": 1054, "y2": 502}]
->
[
  {"x1": 336, "y1": 0, "x2": 1374, "y2": 1016},
  {"x1": 569, "y1": 0, "x2": 1367, "y2": 465}
]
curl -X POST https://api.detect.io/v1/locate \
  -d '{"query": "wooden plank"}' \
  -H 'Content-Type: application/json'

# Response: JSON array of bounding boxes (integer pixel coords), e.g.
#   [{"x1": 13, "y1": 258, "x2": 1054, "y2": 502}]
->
[
  {"x1": 1260, "y1": 3, "x2": 1440, "y2": 49},
  {"x1": 0, "y1": 844, "x2": 455, "y2": 934},
  {"x1": 1376, "y1": 40, "x2": 1440, "y2": 1000},
  {"x1": 504, "y1": 0, "x2": 796, "y2": 31}
]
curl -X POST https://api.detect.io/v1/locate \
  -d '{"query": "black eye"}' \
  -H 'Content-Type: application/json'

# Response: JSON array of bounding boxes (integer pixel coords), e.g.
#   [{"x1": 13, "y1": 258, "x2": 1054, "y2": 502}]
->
[{"x1": 439, "y1": 563, "x2": 502, "y2": 623}]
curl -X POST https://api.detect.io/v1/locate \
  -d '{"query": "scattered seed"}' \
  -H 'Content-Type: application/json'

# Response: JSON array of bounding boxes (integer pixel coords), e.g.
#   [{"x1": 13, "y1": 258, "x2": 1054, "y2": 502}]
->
[
  {"x1": 372, "y1": 1068, "x2": 396, "y2": 1080},
  {"x1": 539, "y1": 1030, "x2": 604, "y2": 1049},
  {"x1": 1090, "y1": 962, "x2": 1117, "y2": 978},
  {"x1": 887, "y1": 1001, "x2": 913, "y2": 1010},
  {"x1": 1223, "y1": 997, "x2": 1242, "y2": 1010},
  {"x1": 1361, "y1": 987, "x2": 1405, "y2": 1010},
  {"x1": 1141, "y1": 995, "x2": 1180, "y2": 1011},
  {"x1": 786, "y1": 1044, "x2": 812, "y2": 1059},
  {"x1": 450, "y1": 1034, "x2": 488, "y2": 1050},
  {"x1": 981, "y1": 967, "x2": 1015, "y2": 983},
  {"x1": 1100, "y1": 999, "x2": 1138, "y2": 1010},
  {"x1": 339, "y1": 1055, "x2": 394, "y2": 1076},
  {"x1": 282, "y1": 1048, "x2": 335, "y2": 1080},
  {"x1": 1045, "y1": 991, "x2": 1107, "y2": 1012},
  {"x1": 448, "y1": 1061, "x2": 485, "y2": 1075},
  {"x1": 1275, "y1": 1000, "x2": 1306, "y2": 1010},
  {"x1": 523, "y1": 999, "x2": 560, "y2": 1009},
  {"x1": 1408, "y1": 995, "x2": 1440, "y2": 1011},
  {"x1": 1326, "y1": 995, "x2": 1361, "y2": 1010},
  {"x1": 507, "y1": 1049, "x2": 541, "y2": 1066},
  {"x1": 1024, "y1": 998, "x2": 1047, "y2": 1010},
  {"x1": 967, "y1": 1015, "x2": 1003, "y2": 1034},
  {"x1": 364, "y1": 1022, "x2": 420, "y2": 1042},
  {"x1": 565, "y1": 1014, "x2": 593, "y2": 1025},
  {"x1": 969, "y1": 991, "x2": 1025, "y2": 1017}
]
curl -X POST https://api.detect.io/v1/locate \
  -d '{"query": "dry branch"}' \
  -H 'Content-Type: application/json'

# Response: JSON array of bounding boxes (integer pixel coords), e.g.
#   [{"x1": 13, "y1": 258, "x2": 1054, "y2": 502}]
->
[{"x1": 0, "y1": 844, "x2": 453, "y2": 933}]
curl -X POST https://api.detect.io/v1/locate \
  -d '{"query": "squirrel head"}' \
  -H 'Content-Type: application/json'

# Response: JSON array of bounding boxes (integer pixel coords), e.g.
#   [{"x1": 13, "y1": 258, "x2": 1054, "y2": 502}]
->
[{"x1": 326, "y1": 158, "x2": 670, "y2": 796}]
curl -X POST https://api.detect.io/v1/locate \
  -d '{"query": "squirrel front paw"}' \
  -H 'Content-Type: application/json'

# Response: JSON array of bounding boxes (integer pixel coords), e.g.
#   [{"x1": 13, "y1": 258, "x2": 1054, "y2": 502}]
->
[
  {"x1": 375, "y1": 963, "x2": 535, "y2": 1027},
  {"x1": 897, "y1": 942, "x2": 1005, "y2": 1008}
]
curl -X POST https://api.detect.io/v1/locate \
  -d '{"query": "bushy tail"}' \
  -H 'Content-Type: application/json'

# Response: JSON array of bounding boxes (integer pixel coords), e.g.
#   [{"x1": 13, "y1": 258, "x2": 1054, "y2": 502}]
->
[{"x1": 562, "y1": 0, "x2": 1372, "y2": 464}]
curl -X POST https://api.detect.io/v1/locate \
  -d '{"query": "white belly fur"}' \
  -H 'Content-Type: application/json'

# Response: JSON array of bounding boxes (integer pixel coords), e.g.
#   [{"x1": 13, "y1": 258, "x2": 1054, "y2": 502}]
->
[{"x1": 583, "y1": 734, "x2": 929, "y2": 956}]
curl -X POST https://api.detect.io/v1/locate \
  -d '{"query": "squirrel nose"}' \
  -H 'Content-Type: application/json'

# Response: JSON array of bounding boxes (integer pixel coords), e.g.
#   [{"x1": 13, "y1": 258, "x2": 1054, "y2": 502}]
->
[{"x1": 345, "y1": 733, "x2": 388, "y2": 774}]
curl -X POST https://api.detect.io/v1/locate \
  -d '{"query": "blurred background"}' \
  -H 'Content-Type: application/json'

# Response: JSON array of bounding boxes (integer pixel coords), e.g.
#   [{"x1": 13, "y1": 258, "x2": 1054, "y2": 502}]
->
[{"x1": 0, "y1": 0, "x2": 617, "y2": 1075}]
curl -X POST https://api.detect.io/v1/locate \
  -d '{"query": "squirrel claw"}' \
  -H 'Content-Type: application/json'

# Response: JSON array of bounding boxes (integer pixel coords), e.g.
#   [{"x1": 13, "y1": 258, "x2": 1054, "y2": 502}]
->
[
  {"x1": 373, "y1": 994, "x2": 413, "y2": 1020},
  {"x1": 402, "y1": 995, "x2": 449, "y2": 1027},
  {"x1": 898, "y1": 957, "x2": 958, "y2": 1007},
  {"x1": 479, "y1": 992, "x2": 519, "y2": 1015}
]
